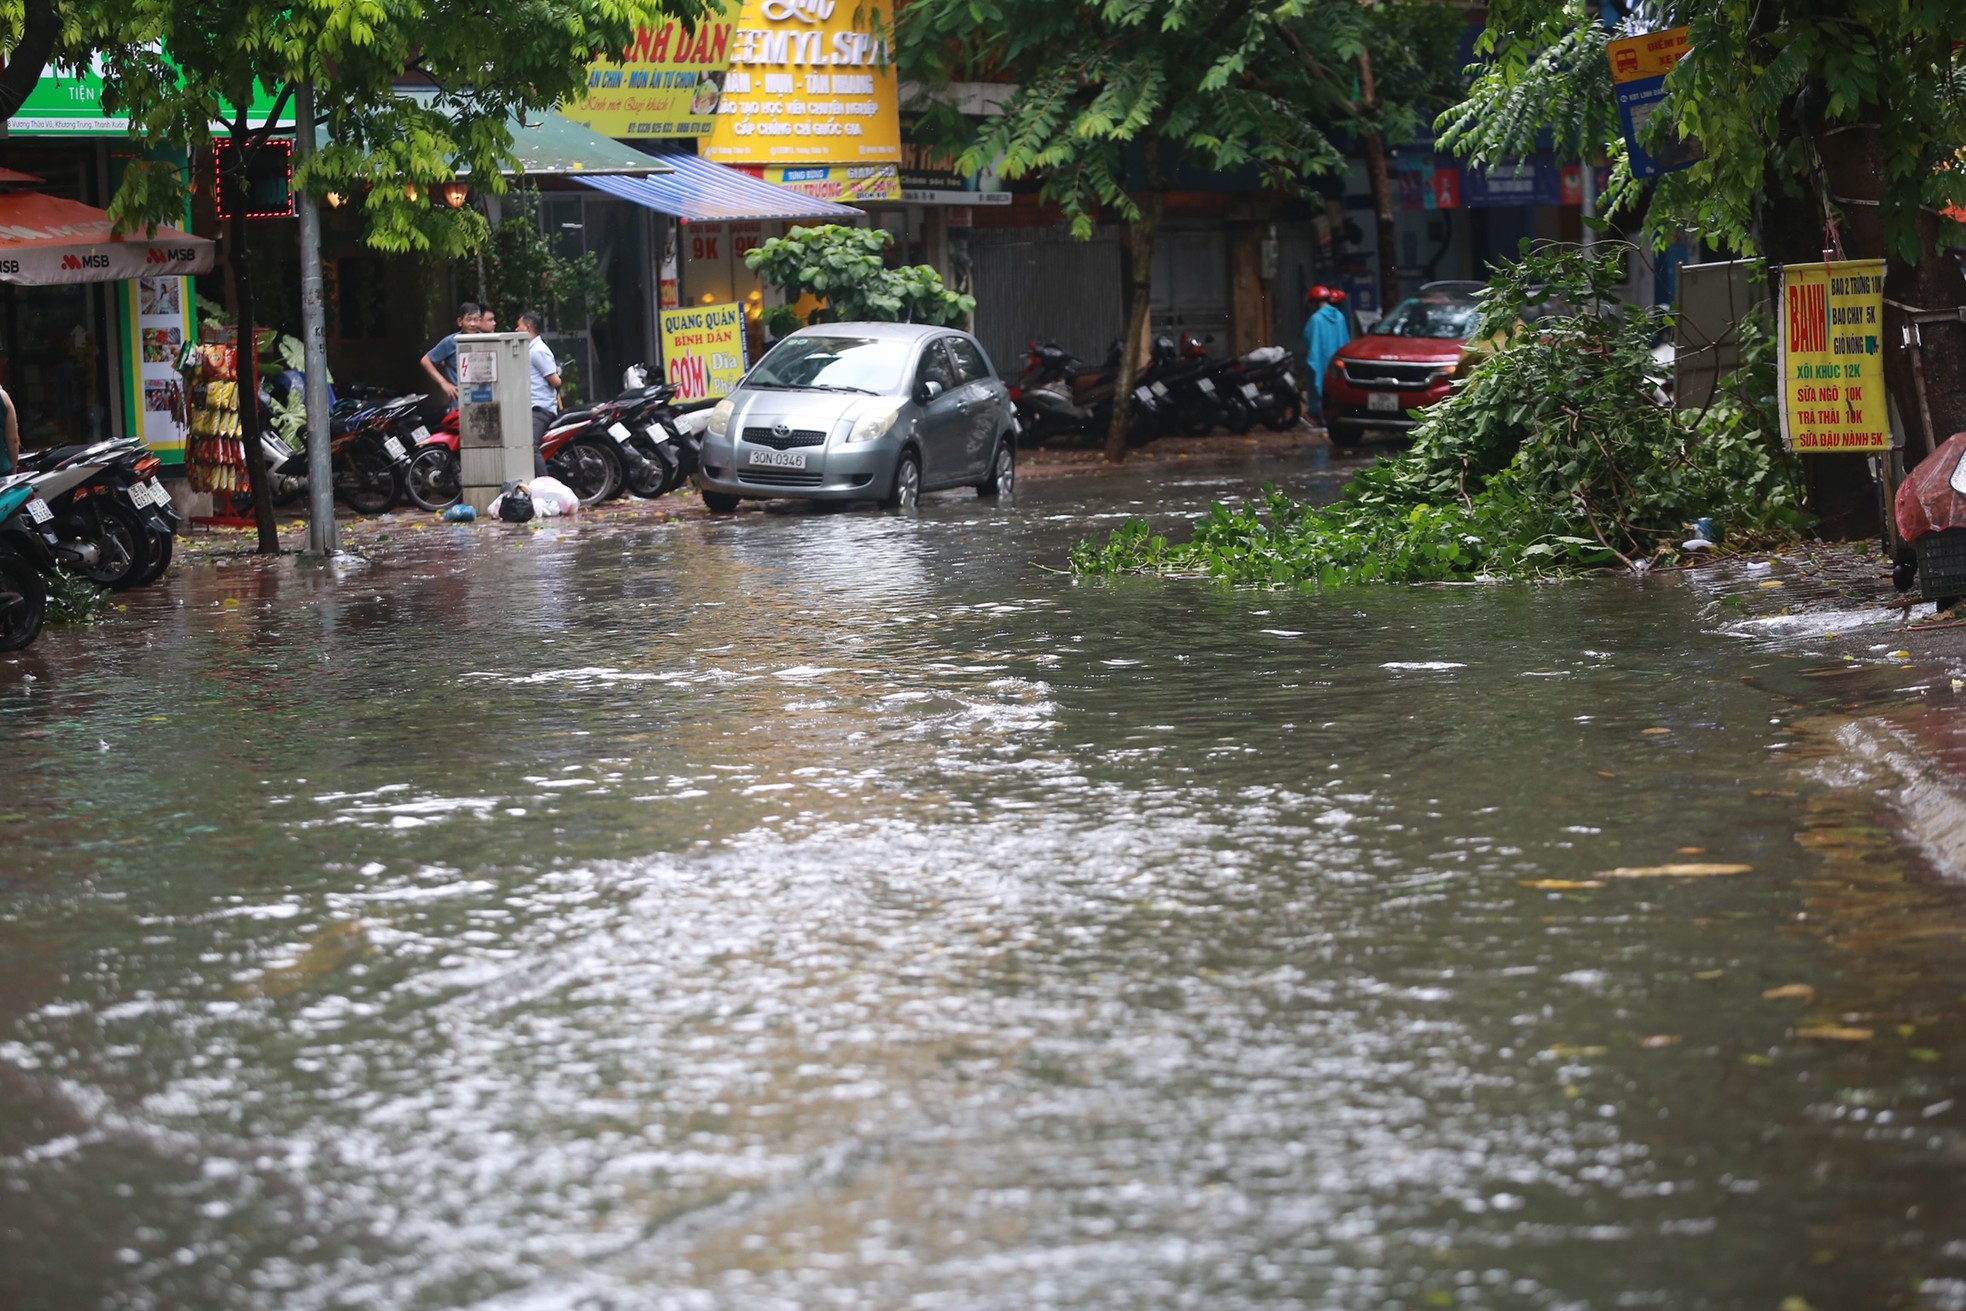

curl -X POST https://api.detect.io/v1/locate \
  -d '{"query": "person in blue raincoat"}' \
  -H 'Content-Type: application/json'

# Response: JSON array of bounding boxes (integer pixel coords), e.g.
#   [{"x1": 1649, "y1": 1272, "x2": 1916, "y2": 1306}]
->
[{"x1": 1301, "y1": 284, "x2": 1350, "y2": 423}]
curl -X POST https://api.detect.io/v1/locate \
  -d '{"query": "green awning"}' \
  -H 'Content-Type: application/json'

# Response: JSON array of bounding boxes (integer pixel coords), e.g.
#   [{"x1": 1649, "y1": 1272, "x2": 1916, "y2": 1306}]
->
[
  {"x1": 485, "y1": 110, "x2": 673, "y2": 177},
  {"x1": 315, "y1": 107, "x2": 672, "y2": 178}
]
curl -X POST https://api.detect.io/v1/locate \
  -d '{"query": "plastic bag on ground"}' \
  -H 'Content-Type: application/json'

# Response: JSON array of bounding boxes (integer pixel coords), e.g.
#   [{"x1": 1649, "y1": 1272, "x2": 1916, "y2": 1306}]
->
[{"x1": 528, "y1": 476, "x2": 579, "y2": 517}]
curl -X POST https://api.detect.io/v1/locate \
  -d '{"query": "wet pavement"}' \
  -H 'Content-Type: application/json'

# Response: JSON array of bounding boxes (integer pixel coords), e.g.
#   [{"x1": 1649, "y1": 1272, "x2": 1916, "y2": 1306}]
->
[{"x1": 4, "y1": 446, "x2": 1966, "y2": 1311}]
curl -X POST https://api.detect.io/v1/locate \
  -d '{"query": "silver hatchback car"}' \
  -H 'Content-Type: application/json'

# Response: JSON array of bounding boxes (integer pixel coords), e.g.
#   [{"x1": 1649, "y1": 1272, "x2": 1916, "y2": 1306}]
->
[{"x1": 696, "y1": 322, "x2": 1019, "y2": 511}]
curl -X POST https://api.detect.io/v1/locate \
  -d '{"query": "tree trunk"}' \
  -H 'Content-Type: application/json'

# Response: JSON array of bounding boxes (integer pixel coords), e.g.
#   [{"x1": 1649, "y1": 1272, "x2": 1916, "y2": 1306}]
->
[
  {"x1": 0, "y1": 0, "x2": 61, "y2": 124},
  {"x1": 1356, "y1": 50, "x2": 1400, "y2": 312},
  {"x1": 1106, "y1": 135, "x2": 1165, "y2": 464},
  {"x1": 227, "y1": 197, "x2": 280, "y2": 553}
]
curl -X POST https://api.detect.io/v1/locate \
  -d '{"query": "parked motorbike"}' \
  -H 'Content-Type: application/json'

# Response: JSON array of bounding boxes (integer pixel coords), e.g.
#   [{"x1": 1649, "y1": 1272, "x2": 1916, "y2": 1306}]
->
[
  {"x1": 0, "y1": 472, "x2": 57, "y2": 649},
  {"x1": 1136, "y1": 334, "x2": 1232, "y2": 438},
  {"x1": 16, "y1": 439, "x2": 177, "y2": 589},
  {"x1": 1012, "y1": 340, "x2": 1161, "y2": 447},
  {"x1": 276, "y1": 393, "x2": 425, "y2": 515},
  {"x1": 1227, "y1": 344, "x2": 1307, "y2": 431}
]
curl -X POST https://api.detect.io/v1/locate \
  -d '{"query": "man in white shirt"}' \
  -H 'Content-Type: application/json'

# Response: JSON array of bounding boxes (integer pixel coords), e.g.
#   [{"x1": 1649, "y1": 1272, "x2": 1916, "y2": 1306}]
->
[{"x1": 520, "y1": 311, "x2": 561, "y2": 477}]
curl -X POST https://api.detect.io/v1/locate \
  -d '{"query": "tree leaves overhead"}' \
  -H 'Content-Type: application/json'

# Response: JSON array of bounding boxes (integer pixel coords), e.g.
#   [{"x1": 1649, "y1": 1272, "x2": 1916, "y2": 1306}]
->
[
  {"x1": 44, "y1": 0, "x2": 713, "y2": 252},
  {"x1": 896, "y1": 0, "x2": 1455, "y2": 236},
  {"x1": 1439, "y1": 0, "x2": 1966, "y2": 262}
]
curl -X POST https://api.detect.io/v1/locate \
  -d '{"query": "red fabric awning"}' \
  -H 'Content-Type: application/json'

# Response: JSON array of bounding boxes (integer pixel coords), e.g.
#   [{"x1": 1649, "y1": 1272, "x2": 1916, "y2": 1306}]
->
[{"x1": 0, "y1": 192, "x2": 215, "y2": 285}]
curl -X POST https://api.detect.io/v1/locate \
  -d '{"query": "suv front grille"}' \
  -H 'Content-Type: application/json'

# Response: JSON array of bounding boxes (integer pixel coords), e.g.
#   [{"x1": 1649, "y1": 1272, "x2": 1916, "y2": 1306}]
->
[
  {"x1": 743, "y1": 426, "x2": 828, "y2": 450},
  {"x1": 1339, "y1": 359, "x2": 1445, "y2": 389}
]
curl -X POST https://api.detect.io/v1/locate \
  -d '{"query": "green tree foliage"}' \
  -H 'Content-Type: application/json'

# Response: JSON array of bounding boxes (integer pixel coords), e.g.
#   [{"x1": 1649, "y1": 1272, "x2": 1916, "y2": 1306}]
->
[
  {"x1": 743, "y1": 225, "x2": 976, "y2": 329},
  {"x1": 1436, "y1": 0, "x2": 1966, "y2": 498},
  {"x1": 1071, "y1": 243, "x2": 1806, "y2": 585},
  {"x1": 898, "y1": 0, "x2": 1460, "y2": 461}
]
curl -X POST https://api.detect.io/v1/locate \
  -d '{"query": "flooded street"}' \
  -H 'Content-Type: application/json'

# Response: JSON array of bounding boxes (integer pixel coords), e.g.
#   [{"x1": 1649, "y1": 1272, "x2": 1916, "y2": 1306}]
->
[{"x1": 4, "y1": 450, "x2": 1966, "y2": 1310}]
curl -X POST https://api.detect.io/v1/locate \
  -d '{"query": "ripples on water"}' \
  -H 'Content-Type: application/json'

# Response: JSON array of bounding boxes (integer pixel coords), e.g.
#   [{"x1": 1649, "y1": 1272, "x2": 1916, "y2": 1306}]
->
[{"x1": 2, "y1": 462, "x2": 1965, "y2": 1310}]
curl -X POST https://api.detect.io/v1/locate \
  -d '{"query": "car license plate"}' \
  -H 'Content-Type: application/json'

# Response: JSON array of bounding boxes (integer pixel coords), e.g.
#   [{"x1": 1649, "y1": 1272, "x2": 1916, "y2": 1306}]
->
[
  {"x1": 383, "y1": 435, "x2": 407, "y2": 459},
  {"x1": 411, "y1": 425, "x2": 431, "y2": 443},
  {"x1": 1150, "y1": 381, "x2": 1170, "y2": 398},
  {"x1": 608, "y1": 421, "x2": 632, "y2": 443},
  {"x1": 25, "y1": 496, "x2": 51, "y2": 524},
  {"x1": 748, "y1": 449, "x2": 806, "y2": 469},
  {"x1": 1196, "y1": 377, "x2": 1215, "y2": 395},
  {"x1": 1368, "y1": 392, "x2": 1401, "y2": 413},
  {"x1": 1241, "y1": 383, "x2": 1260, "y2": 399},
  {"x1": 148, "y1": 478, "x2": 169, "y2": 507}
]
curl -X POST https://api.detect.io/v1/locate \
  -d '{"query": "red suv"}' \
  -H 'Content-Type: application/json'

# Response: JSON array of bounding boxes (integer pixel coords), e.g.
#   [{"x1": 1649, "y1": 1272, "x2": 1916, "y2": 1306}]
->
[{"x1": 1322, "y1": 281, "x2": 1484, "y2": 446}]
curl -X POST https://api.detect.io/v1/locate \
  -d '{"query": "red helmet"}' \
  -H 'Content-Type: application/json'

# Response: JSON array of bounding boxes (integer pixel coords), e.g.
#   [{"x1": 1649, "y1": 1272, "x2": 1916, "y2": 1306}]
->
[
  {"x1": 1306, "y1": 284, "x2": 1334, "y2": 305},
  {"x1": 1327, "y1": 288, "x2": 1347, "y2": 306}
]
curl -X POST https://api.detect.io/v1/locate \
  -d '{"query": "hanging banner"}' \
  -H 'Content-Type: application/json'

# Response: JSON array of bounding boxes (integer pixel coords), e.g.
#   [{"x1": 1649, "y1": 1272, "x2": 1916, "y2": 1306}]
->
[
  {"x1": 13, "y1": 61, "x2": 291, "y2": 135},
  {"x1": 1607, "y1": 27, "x2": 1702, "y2": 180},
  {"x1": 701, "y1": 0, "x2": 902, "y2": 167},
  {"x1": 1778, "y1": 259, "x2": 1889, "y2": 453},
  {"x1": 563, "y1": 1, "x2": 741, "y2": 140},
  {"x1": 123, "y1": 275, "x2": 194, "y2": 463},
  {"x1": 659, "y1": 302, "x2": 749, "y2": 401},
  {"x1": 743, "y1": 163, "x2": 900, "y2": 203}
]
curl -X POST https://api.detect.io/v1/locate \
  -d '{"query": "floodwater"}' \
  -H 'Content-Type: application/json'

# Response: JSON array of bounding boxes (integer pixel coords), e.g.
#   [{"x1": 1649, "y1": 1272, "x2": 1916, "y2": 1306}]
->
[{"x1": 3, "y1": 449, "x2": 1965, "y2": 1311}]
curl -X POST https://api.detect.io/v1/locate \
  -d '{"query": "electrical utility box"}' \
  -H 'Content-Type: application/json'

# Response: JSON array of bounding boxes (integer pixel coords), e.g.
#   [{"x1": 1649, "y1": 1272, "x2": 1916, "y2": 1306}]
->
[{"x1": 455, "y1": 332, "x2": 535, "y2": 512}]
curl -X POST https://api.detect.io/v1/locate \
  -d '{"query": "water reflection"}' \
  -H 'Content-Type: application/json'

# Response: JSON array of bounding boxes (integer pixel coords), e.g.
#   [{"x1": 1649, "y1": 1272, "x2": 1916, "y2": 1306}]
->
[{"x1": 1, "y1": 456, "x2": 1964, "y2": 1310}]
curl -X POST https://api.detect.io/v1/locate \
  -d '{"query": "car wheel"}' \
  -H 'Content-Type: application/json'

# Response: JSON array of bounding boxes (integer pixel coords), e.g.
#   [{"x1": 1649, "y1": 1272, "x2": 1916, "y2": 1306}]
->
[
  {"x1": 976, "y1": 440, "x2": 1015, "y2": 499},
  {"x1": 701, "y1": 489, "x2": 741, "y2": 514},
  {"x1": 1328, "y1": 425, "x2": 1363, "y2": 447},
  {"x1": 882, "y1": 450, "x2": 921, "y2": 509}
]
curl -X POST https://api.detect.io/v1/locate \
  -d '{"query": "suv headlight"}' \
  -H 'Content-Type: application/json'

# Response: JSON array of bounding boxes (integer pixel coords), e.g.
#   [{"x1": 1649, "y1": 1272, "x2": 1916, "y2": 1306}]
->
[
  {"x1": 845, "y1": 405, "x2": 901, "y2": 444},
  {"x1": 707, "y1": 398, "x2": 734, "y2": 438}
]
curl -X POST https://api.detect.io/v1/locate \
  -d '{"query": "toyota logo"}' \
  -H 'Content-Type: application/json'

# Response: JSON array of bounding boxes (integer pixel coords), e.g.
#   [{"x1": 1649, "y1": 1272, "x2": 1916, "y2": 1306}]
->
[{"x1": 771, "y1": 422, "x2": 792, "y2": 440}]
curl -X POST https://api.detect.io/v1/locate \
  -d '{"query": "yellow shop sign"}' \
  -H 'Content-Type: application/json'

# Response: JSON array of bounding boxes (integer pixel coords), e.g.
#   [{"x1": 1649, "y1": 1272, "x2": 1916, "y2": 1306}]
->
[{"x1": 702, "y1": 0, "x2": 901, "y2": 167}]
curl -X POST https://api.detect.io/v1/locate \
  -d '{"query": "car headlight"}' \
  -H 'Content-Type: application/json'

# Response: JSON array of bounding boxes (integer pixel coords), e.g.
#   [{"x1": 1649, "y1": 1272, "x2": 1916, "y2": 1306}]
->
[
  {"x1": 707, "y1": 398, "x2": 734, "y2": 439},
  {"x1": 845, "y1": 405, "x2": 901, "y2": 444}
]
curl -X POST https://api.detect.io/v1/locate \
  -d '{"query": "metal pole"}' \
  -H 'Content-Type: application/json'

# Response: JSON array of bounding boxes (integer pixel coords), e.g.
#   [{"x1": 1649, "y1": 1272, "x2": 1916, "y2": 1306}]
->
[{"x1": 295, "y1": 80, "x2": 336, "y2": 555}]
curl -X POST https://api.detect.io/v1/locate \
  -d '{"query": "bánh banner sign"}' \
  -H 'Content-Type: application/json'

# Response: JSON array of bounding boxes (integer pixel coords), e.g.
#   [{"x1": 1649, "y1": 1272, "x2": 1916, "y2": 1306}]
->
[
  {"x1": 1778, "y1": 259, "x2": 1889, "y2": 453},
  {"x1": 702, "y1": 0, "x2": 901, "y2": 167},
  {"x1": 563, "y1": 0, "x2": 741, "y2": 140},
  {"x1": 660, "y1": 302, "x2": 749, "y2": 401}
]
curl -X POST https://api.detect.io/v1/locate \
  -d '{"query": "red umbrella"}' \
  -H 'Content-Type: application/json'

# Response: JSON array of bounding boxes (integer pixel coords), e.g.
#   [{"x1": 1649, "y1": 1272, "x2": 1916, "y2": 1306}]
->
[
  {"x1": 0, "y1": 191, "x2": 214, "y2": 285},
  {"x1": 1894, "y1": 430, "x2": 1966, "y2": 544}
]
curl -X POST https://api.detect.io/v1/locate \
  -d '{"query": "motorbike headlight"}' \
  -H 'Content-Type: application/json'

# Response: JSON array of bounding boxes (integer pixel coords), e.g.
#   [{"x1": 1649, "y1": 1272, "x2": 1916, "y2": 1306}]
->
[
  {"x1": 708, "y1": 398, "x2": 735, "y2": 439},
  {"x1": 845, "y1": 405, "x2": 902, "y2": 444}
]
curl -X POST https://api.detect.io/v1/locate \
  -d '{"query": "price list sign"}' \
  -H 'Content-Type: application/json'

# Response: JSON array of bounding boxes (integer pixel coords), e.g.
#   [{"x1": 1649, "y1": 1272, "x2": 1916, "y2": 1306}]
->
[{"x1": 1778, "y1": 259, "x2": 1889, "y2": 453}]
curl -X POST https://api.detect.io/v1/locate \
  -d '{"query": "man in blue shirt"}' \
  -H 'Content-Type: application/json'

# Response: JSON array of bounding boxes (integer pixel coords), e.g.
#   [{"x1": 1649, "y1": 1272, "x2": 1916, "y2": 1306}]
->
[
  {"x1": 520, "y1": 310, "x2": 562, "y2": 477},
  {"x1": 419, "y1": 301, "x2": 485, "y2": 404},
  {"x1": 1301, "y1": 285, "x2": 1351, "y2": 425}
]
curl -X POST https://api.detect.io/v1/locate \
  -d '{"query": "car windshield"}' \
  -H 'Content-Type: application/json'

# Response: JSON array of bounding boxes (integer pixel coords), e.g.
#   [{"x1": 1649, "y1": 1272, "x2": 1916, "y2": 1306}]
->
[
  {"x1": 1370, "y1": 296, "x2": 1482, "y2": 340},
  {"x1": 745, "y1": 336, "x2": 908, "y2": 394}
]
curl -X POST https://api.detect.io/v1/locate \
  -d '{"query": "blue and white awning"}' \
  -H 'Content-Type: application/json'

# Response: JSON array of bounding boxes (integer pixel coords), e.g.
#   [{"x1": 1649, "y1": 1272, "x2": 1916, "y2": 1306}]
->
[{"x1": 573, "y1": 155, "x2": 861, "y2": 223}]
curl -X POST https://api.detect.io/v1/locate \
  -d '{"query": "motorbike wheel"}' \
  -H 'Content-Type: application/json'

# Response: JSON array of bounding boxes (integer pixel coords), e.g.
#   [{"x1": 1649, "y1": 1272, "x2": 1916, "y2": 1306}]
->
[
  {"x1": 1219, "y1": 393, "x2": 1256, "y2": 435},
  {"x1": 136, "y1": 530, "x2": 174, "y2": 586},
  {"x1": 553, "y1": 440, "x2": 622, "y2": 507},
  {"x1": 1125, "y1": 408, "x2": 1158, "y2": 448},
  {"x1": 339, "y1": 452, "x2": 398, "y2": 515},
  {"x1": 402, "y1": 446, "x2": 462, "y2": 512},
  {"x1": 1264, "y1": 397, "x2": 1304, "y2": 432},
  {"x1": 75, "y1": 501, "x2": 150, "y2": 590},
  {"x1": 0, "y1": 549, "x2": 47, "y2": 651},
  {"x1": 624, "y1": 443, "x2": 670, "y2": 498}
]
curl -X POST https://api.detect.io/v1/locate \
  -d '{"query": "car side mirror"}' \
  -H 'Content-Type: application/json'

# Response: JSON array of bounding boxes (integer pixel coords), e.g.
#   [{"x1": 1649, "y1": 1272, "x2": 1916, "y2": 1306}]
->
[{"x1": 917, "y1": 379, "x2": 944, "y2": 405}]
